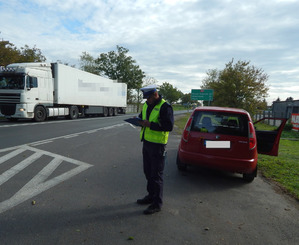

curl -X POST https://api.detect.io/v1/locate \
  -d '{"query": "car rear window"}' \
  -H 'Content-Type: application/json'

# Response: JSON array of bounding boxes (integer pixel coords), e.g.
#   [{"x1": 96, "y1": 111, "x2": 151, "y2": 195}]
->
[{"x1": 190, "y1": 110, "x2": 249, "y2": 137}]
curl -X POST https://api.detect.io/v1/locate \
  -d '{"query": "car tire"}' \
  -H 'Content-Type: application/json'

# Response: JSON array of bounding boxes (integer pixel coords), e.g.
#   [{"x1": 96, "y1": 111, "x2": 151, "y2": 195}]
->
[
  {"x1": 243, "y1": 167, "x2": 257, "y2": 182},
  {"x1": 176, "y1": 153, "x2": 187, "y2": 171}
]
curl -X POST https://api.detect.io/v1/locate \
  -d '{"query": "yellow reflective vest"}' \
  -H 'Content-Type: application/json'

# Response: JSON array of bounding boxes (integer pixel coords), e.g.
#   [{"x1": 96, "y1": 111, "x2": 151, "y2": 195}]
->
[{"x1": 140, "y1": 99, "x2": 169, "y2": 144}]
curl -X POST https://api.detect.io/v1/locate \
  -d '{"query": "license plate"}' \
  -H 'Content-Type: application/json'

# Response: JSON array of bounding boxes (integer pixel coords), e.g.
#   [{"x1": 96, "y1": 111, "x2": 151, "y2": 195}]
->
[{"x1": 205, "y1": 140, "x2": 230, "y2": 149}]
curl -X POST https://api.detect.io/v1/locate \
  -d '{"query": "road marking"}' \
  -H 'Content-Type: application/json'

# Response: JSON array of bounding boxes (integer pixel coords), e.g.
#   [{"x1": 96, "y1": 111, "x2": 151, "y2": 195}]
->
[
  {"x1": 30, "y1": 140, "x2": 54, "y2": 146},
  {"x1": 0, "y1": 121, "x2": 133, "y2": 214},
  {"x1": 63, "y1": 134, "x2": 80, "y2": 139},
  {"x1": 0, "y1": 115, "x2": 131, "y2": 128},
  {"x1": 0, "y1": 148, "x2": 26, "y2": 164},
  {"x1": 0, "y1": 145, "x2": 93, "y2": 214},
  {"x1": 87, "y1": 129, "x2": 98, "y2": 134},
  {"x1": 0, "y1": 151, "x2": 42, "y2": 186},
  {"x1": 0, "y1": 122, "x2": 130, "y2": 150},
  {"x1": 127, "y1": 123, "x2": 137, "y2": 129}
]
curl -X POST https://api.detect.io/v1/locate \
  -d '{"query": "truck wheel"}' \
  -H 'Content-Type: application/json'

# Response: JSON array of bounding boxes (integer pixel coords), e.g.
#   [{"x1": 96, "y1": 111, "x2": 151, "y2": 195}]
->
[
  {"x1": 69, "y1": 106, "x2": 79, "y2": 119},
  {"x1": 103, "y1": 107, "x2": 108, "y2": 117},
  {"x1": 34, "y1": 106, "x2": 47, "y2": 122},
  {"x1": 108, "y1": 107, "x2": 114, "y2": 116},
  {"x1": 113, "y1": 108, "x2": 118, "y2": 116}
]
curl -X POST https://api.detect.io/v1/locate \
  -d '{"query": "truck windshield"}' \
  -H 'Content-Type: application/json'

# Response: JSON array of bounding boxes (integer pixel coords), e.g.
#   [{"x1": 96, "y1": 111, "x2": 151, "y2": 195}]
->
[{"x1": 0, "y1": 75, "x2": 25, "y2": 89}]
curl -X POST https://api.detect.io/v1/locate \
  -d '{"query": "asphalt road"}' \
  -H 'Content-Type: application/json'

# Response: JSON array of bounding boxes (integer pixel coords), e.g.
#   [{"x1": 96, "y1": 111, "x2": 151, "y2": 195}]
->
[{"x1": 0, "y1": 115, "x2": 298, "y2": 245}]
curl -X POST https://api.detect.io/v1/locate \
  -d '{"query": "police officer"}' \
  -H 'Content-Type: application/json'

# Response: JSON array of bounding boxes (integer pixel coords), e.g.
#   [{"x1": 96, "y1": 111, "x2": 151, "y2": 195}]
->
[{"x1": 137, "y1": 85, "x2": 174, "y2": 215}]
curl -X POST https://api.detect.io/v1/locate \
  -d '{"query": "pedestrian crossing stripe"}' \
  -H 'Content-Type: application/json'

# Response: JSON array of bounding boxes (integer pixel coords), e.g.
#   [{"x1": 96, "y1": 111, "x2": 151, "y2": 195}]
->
[{"x1": 0, "y1": 145, "x2": 93, "y2": 214}]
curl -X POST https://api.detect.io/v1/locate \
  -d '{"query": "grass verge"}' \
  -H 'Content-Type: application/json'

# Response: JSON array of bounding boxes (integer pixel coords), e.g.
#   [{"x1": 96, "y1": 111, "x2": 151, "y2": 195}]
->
[
  {"x1": 172, "y1": 104, "x2": 191, "y2": 111},
  {"x1": 258, "y1": 139, "x2": 299, "y2": 199},
  {"x1": 174, "y1": 113, "x2": 299, "y2": 200},
  {"x1": 173, "y1": 112, "x2": 191, "y2": 135}
]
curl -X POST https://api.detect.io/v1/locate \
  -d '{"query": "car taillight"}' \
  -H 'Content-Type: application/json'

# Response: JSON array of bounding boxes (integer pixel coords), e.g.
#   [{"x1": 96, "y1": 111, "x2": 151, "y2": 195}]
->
[
  {"x1": 248, "y1": 122, "x2": 256, "y2": 150},
  {"x1": 182, "y1": 117, "x2": 193, "y2": 142}
]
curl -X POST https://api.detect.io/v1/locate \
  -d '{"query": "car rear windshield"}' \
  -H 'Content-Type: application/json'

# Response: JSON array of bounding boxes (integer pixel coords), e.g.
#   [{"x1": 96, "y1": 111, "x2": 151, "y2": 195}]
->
[{"x1": 190, "y1": 110, "x2": 249, "y2": 137}]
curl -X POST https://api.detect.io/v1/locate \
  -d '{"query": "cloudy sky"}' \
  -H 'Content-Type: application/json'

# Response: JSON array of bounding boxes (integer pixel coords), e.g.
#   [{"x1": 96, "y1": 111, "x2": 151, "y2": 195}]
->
[{"x1": 1, "y1": 0, "x2": 298, "y2": 103}]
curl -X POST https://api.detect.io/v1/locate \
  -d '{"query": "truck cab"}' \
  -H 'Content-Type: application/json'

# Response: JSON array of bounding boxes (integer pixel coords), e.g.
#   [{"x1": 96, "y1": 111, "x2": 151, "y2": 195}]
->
[{"x1": 0, "y1": 63, "x2": 53, "y2": 120}]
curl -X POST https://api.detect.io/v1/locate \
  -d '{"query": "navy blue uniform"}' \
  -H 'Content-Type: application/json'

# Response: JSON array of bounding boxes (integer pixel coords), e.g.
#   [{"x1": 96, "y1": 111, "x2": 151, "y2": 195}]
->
[{"x1": 139, "y1": 95, "x2": 174, "y2": 208}]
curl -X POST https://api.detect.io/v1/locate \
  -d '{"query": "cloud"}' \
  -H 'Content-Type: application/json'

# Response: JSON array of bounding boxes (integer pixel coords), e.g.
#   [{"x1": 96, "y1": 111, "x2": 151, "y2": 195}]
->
[{"x1": 1, "y1": 0, "x2": 299, "y2": 103}]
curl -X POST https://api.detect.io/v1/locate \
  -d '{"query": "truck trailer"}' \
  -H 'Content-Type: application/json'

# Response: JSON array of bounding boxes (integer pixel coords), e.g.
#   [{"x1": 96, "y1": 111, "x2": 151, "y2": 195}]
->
[{"x1": 0, "y1": 62, "x2": 127, "y2": 122}]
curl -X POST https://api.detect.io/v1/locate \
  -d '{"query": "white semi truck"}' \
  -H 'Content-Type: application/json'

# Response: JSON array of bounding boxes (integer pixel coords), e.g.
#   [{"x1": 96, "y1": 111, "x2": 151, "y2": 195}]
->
[{"x1": 0, "y1": 62, "x2": 127, "y2": 122}]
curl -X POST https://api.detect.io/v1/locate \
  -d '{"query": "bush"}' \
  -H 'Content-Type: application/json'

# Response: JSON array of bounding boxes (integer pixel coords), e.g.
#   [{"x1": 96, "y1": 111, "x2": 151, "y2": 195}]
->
[{"x1": 284, "y1": 123, "x2": 293, "y2": 131}]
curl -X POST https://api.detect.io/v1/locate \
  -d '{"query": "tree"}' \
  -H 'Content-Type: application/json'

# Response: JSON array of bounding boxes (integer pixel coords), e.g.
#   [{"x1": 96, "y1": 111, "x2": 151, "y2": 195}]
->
[
  {"x1": 0, "y1": 40, "x2": 46, "y2": 66},
  {"x1": 158, "y1": 82, "x2": 182, "y2": 104},
  {"x1": 0, "y1": 41, "x2": 20, "y2": 66},
  {"x1": 80, "y1": 51, "x2": 98, "y2": 74},
  {"x1": 257, "y1": 99, "x2": 268, "y2": 110},
  {"x1": 95, "y1": 46, "x2": 145, "y2": 89},
  {"x1": 131, "y1": 76, "x2": 158, "y2": 111},
  {"x1": 19, "y1": 45, "x2": 46, "y2": 63},
  {"x1": 142, "y1": 76, "x2": 158, "y2": 87},
  {"x1": 180, "y1": 93, "x2": 199, "y2": 106},
  {"x1": 202, "y1": 59, "x2": 269, "y2": 115}
]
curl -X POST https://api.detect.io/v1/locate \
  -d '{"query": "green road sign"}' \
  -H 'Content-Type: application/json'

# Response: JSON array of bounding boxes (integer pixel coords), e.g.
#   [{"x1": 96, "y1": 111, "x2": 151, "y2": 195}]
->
[{"x1": 191, "y1": 89, "x2": 214, "y2": 101}]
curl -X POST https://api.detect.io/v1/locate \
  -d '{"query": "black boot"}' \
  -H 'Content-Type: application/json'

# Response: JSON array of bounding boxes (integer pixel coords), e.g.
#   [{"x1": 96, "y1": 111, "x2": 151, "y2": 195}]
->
[
  {"x1": 143, "y1": 204, "x2": 161, "y2": 215},
  {"x1": 136, "y1": 195, "x2": 153, "y2": 205}
]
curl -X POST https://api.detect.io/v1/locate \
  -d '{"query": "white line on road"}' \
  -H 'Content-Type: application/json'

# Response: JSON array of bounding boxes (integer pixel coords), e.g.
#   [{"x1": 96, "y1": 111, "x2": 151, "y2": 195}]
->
[
  {"x1": 0, "y1": 121, "x2": 137, "y2": 214},
  {"x1": 127, "y1": 123, "x2": 137, "y2": 129},
  {"x1": 30, "y1": 140, "x2": 54, "y2": 146},
  {"x1": 63, "y1": 134, "x2": 80, "y2": 139},
  {"x1": 0, "y1": 115, "x2": 131, "y2": 128},
  {"x1": 86, "y1": 129, "x2": 98, "y2": 134},
  {"x1": 0, "y1": 148, "x2": 26, "y2": 164},
  {"x1": 1, "y1": 122, "x2": 131, "y2": 152},
  {"x1": 0, "y1": 145, "x2": 93, "y2": 214},
  {"x1": 0, "y1": 152, "x2": 42, "y2": 186}
]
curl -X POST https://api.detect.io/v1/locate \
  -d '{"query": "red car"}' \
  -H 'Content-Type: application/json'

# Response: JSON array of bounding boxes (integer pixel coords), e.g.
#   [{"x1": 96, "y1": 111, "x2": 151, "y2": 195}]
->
[{"x1": 177, "y1": 107, "x2": 287, "y2": 182}]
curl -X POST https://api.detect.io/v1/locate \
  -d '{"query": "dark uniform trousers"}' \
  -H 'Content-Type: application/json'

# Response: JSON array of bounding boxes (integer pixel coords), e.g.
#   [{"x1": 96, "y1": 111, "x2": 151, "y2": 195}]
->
[{"x1": 142, "y1": 140, "x2": 166, "y2": 208}]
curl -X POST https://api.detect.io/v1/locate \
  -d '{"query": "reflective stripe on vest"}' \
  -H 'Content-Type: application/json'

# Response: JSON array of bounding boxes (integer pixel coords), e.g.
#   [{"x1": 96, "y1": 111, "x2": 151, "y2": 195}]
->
[{"x1": 140, "y1": 99, "x2": 169, "y2": 144}]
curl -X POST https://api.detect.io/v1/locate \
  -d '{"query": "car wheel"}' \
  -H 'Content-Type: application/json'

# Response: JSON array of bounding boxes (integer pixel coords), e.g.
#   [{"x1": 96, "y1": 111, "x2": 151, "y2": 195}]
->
[
  {"x1": 243, "y1": 167, "x2": 257, "y2": 182},
  {"x1": 176, "y1": 153, "x2": 187, "y2": 171}
]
